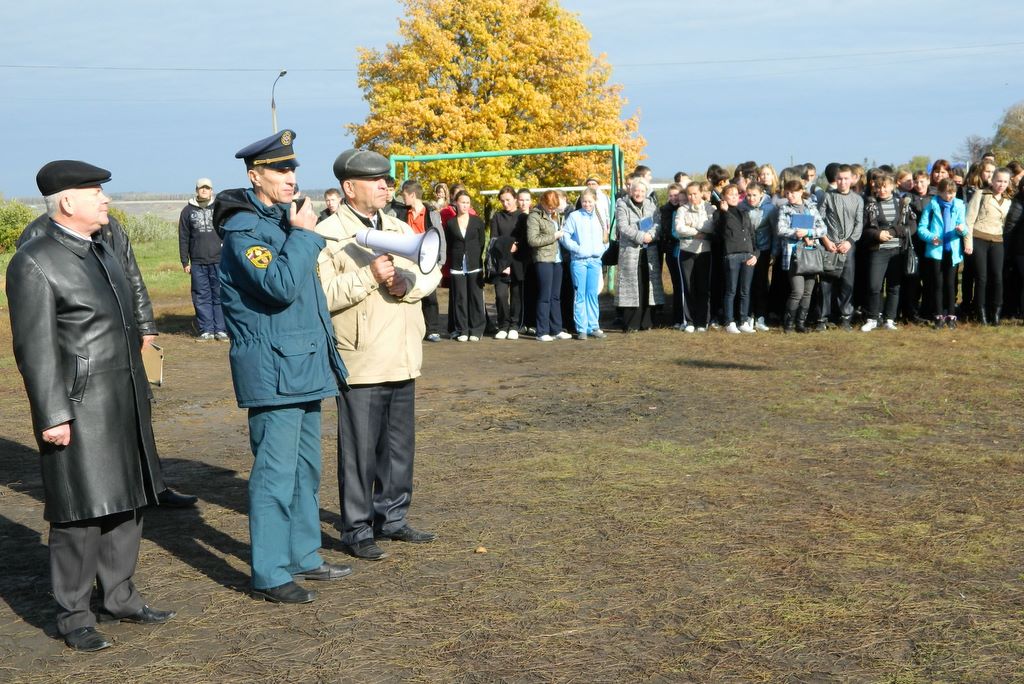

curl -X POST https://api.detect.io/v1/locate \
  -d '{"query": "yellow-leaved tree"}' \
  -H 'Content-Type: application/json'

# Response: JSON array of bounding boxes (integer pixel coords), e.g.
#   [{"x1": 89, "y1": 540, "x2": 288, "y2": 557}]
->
[{"x1": 349, "y1": 0, "x2": 645, "y2": 199}]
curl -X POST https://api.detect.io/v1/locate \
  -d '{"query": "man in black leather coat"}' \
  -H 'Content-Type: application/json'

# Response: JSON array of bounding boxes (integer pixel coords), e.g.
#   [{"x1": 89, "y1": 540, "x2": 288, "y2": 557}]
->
[
  {"x1": 19, "y1": 213, "x2": 197, "y2": 509},
  {"x1": 7, "y1": 161, "x2": 177, "y2": 651}
]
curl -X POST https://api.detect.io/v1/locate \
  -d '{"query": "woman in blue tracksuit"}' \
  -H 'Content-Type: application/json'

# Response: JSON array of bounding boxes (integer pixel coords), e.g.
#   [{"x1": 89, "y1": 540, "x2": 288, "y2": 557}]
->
[
  {"x1": 560, "y1": 188, "x2": 608, "y2": 339},
  {"x1": 917, "y1": 178, "x2": 969, "y2": 329}
]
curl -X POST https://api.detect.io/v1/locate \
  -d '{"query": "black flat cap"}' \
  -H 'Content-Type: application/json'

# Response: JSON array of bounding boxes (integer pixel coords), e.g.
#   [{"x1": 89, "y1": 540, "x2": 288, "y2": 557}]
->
[
  {"x1": 235, "y1": 129, "x2": 299, "y2": 169},
  {"x1": 333, "y1": 149, "x2": 390, "y2": 182},
  {"x1": 36, "y1": 160, "x2": 111, "y2": 196}
]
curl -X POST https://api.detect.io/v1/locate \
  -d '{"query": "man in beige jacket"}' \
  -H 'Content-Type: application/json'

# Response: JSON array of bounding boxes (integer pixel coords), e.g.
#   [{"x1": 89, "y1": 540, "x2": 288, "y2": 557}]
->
[{"x1": 316, "y1": 150, "x2": 442, "y2": 560}]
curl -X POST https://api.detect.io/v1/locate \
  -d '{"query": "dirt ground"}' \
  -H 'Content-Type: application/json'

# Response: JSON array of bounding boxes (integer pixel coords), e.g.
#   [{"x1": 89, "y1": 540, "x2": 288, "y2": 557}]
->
[{"x1": 1, "y1": 292, "x2": 1023, "y2": 683}]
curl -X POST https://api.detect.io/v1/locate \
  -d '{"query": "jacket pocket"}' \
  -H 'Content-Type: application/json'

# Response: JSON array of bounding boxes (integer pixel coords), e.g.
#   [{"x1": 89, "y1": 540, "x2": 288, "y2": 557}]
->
[
  {"x1": 271, "y1": 333, "x2": 326, "y2": 395},
  {"x1": 69, "y1": 355, "x2": 89, "y2": 402},
  {"x1": 333, "y1": 307, "x2": 363, "y2": 352}
]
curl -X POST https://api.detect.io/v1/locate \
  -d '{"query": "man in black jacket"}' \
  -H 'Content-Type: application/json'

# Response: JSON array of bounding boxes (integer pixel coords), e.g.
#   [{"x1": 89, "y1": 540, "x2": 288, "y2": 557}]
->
[
  {"x1": 7, "y1": 161, "x2": 176, "y2": 652},
  {"x1": 178, "y1": 177, "x2": 227, "y2": 340},
  {"x1": 18, "y1": 215, "x2": 198, "y2": 510}
]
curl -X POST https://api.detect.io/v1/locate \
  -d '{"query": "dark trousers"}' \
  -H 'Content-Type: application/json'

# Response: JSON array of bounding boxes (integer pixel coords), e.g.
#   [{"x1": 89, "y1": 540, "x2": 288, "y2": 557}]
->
[
  {"x1": 751, "y1": 249, "x2": 771, "y2": 320},
  {"x1": 709, "y1": 239, "x2": 725, "y2": 324},
  {"x1": 961, "y1": 250, "x2": 976, "y2": 314},
  {"x1": 817, "y1": 248, "x2": 856, "y2": 322},
  {"x1": 866, "y1": 248, "x2": 903, "y2": 322},
  {"x1": 926, "y1": 252, "x2": 959, "y2": 317},
  {"x1": 534, "y1": 261, "x2": 563, "y2": 336},
  {"x1": 768, "y1": 253, "x2": 790, "y2": 321},
  {"x1": 50, "y1": 509, "x2": 144, "y2": 635},
  {"x1": 422, "y1": 290, "x2": 440, "y2": 336},
  {"x1": 509, "y1": 276, "x2": 525, "y2": 329},
  {"x1": 787, "y1": 271, "x2": 816, "y2": 318},
  {"x1": 722, "y1": 253, "x2": 755, "y2": 324},
  {"x1": 666, "y1": 248, "x2": 684, "y2": 325},
  {"x1": 337, "y1": 380, "x2": 416, "y2": 545},
  {"x1": 450, "y1": 272, "x2": 485, "y2": 337},
  {"x1": 493, "y1": 277, "x2": 512, "y2": 331},
  {"x1": 972, "y1": 238, "x2": 1004, "y2": 318},
  {"x1": 901, "y1": 238, "x2": 928, "y2": 321},
  {"x1": 190, "y1": 262, "x2": 225, "y2": 334},
  {"x1": 522, "y1": 264, "x2": 538, "y2": 329},
  {"x1": 679, "y1": 251, "x2": 711, "y2": 328}
]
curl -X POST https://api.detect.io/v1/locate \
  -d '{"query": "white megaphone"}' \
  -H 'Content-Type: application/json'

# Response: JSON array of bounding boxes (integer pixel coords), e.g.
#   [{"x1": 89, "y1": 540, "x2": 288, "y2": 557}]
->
[{"x1": 355, "y1": 226, "x2": 443, "y2": 274}]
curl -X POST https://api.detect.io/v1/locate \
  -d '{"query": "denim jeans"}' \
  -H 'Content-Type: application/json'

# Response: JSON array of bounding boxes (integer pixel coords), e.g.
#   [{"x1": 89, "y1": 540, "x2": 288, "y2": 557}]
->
[
  {"x1": 722, "y1": 253, "x2": 755, "y2": 324},
  {"x1": 191, "y1": 262, "x2": 225, "y2": 334},
  {"x1": 569, "y1": 258, "x2": 602, "y2": 334},
  {"x1": 534, "y1": 261, "x2": 563, "y2": 336}
]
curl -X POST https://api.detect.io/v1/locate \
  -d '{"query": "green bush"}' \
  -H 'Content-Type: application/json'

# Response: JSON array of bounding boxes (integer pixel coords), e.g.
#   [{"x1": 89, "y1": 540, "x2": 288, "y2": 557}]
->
[
  {"x1": 0, "y1": 199, "x2": 37, "y2": 252},
  {"x1": 108, "y1": 206, "x2": 175, "y2": 243}
]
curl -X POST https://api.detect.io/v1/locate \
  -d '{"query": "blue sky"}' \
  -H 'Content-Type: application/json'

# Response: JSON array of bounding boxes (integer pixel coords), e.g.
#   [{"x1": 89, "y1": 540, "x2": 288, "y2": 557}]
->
[{"x1": 2, "y1": 1, "x2": 1023, "y2": 197}]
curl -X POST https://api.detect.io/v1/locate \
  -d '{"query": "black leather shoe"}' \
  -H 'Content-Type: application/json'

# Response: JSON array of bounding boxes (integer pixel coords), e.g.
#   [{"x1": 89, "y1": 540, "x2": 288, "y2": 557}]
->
[
  {"x1": 99, "y1": 604, "x2": 176, "y2": 625},
  {"x1": 64, "y1": 626, "x2": 112, "y2": 652},
  {"x1": 379, "y1": 526, "x2": 437, "y2": 543},
  {"x1": 343, "y1": 539, "x2": 389, "y2": 560},
  {"x1": 157, "y1": 487, "x2": 198, "y2": 508},
  {"x1": 293, "y1": 562, "x2": 353, "y2": 581},
  {"x1": 252, "y1": 581, "x2": 316, "y2": 604}
]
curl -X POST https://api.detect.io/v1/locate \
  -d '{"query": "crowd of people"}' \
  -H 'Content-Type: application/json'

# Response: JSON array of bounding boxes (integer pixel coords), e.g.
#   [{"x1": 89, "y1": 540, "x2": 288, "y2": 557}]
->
[{"x1": 380, "y1": 156, "x2": 1024, "y2": 337}]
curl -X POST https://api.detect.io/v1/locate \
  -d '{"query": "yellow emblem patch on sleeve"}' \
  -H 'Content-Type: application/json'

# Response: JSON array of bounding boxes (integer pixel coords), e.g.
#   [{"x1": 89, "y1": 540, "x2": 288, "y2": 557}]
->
[{"x1": 245, "y1": 245, "x2": 273, "y2": 269}]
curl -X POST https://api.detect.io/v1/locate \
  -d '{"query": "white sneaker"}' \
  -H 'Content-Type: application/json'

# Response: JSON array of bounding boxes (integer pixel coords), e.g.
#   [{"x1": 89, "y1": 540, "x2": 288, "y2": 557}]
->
[
  {"x1": 555, "y1": 331, "x2": 572, "y2": 340},
  {"x1": 199, "y1": 332, "x2": 215, "y2": 341},
  {"x1": 507, "y1": 329, "x2": 519, "y2": 340},
  {"x1": 860, "y1": 319, "x2": 877, "y2": 332},
  {"x1": 755, "y1": 317, "x2": 769, "y2": 332},
  {"x1": 590, "y1": 329, "x2": 607, "y2": 339},
  {"x1": 696, "y1": 327, "x2": 707, "y2": 333},
  {"x1": 494, "y1": 330, "x2": 508, "y2": 340},
  {"x1": 683, "y1": 325, "x2": 695, "y2": 333},
  {"x1": 739, "y1": 320, "x2": 755, "y2": 334},
  {"x1": 469, "y1": 335, "x2": 480, "y2": 342},
  {"x1": 457, "y1": 335, "x2": 469, "y2": 342},
  {"x1": 725, "y1": 322, "x2": 740, "y2": 334},
  {"x1": 537, "y1": 334, "x2": 554, "y2": 342},
  {"x1": 884, "y1": 319, "x2": 898, "y2": 330}
]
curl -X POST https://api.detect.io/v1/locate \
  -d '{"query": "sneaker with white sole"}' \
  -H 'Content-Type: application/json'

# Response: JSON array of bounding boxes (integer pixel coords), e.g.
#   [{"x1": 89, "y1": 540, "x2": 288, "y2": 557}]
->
[
  {"x1": 469, "y1": 335, "x2": 480, "y2": 342},
  {"x1": 576, "y1": 333, "x2": 587, "y2": 340},
  {"x1": 590, "y1": 329, "x2": 607, "y2": 339},
  {"x1": 884, "y1": 319, "x2": 898, "y2": 330},
  {"x1": 696, "y1": 326, "x2": 707, "y2": 333},
  {"x1": 426, "y1": 333, "x2": 441, "y2": 342},
  {"x1": 537, "y1": 334, "x2": 554, "y2": 342},
  {"x1": 754, "y1": 317, "x2": 769, "y2": 332},
  {"x1": 199, "y1": 332, "x2": 215, "y2": 341},
  {"x1": 683, "y1": 325, "x2": 695, "y2": 333},
  {"x1": 457, "y1": 335, "x2": 469, "y2": 342},
  {"x1": 494, "y1": 330, "x2": 508, "y2": 340},
  {"x1": 860, "y1": 319, "x2": 877, "y2": 332},
  {"x1": 739, "y1": 320, "x2": 755, "y2": 333},
  {"x1": 507, "y1": 329, "x2": 519, "y2": 340},
  {"x1": 725, "y1": 322, "x2": 740, "y2": 334},
  {"x1": 555, "y1": 331, "x2": 572, "y2": 340}
]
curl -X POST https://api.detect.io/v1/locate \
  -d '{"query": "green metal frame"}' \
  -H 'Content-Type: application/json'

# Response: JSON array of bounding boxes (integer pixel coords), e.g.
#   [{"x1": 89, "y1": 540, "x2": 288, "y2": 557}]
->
[{"x1": 389, "y1": 144, "x2": 624, "y2": 231}]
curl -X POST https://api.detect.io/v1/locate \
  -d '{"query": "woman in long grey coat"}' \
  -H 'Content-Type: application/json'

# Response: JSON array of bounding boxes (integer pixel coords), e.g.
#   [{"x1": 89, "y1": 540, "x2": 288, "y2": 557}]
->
[{"x1": 614, "y1": 178, "x2": 664, "y2": 331}]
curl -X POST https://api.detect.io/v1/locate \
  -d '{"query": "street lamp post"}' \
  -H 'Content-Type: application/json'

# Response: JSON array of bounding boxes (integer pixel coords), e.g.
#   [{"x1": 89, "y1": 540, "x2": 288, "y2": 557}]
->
[{"x1": 271, "y1": 70, "x2": 287, "y2": 133}]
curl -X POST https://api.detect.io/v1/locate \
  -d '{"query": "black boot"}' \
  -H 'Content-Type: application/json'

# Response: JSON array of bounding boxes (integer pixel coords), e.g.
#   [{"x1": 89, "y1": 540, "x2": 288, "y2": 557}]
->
[
  {"x1": 795, "y1": 309, "x2": 808, "y2": 333},
  {"x1": 978, "y1": 309, "x2": 988, "y2": 326},
  {"x1": 992, "y1": 307, "x2": 1002, "y2": 326},
  {"x1": 783, "y1": 312, "x2": 795, "y2": 334}
]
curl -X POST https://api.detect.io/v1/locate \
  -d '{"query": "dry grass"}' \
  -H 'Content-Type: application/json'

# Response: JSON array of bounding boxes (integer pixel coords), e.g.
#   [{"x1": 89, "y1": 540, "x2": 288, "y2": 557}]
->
[{"x1": 1, "y1": 299, "x2": 1023, "y2": 682}]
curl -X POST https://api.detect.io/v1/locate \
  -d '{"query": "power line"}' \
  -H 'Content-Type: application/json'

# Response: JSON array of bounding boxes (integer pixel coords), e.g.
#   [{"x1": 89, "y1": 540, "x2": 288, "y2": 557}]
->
[{"x1": 0, "y1": 63, "x2": 356, "y2": 72}]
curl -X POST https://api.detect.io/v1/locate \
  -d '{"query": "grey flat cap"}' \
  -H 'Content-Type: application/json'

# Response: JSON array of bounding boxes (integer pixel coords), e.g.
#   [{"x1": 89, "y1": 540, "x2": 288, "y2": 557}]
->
[{"x1": 333, "y1": 149, "x2": 390, "y2": 181}]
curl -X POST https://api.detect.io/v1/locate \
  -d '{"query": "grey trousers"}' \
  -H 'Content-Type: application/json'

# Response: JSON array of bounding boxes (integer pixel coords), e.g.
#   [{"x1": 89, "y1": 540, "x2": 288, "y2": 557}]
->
[
  {"x1": 49, "y1": 509, "x2": 144, "y2": 635},
  {"x1": 337, "y1": 380, "x2": 415, "y2": 545}
]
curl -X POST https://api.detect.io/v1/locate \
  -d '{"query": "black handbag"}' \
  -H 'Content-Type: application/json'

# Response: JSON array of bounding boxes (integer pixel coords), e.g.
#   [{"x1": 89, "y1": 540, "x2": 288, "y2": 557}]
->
[
  {"x1": 793, "y1": 243, "x2": 823, "y2": 275},
  {"x1": 821, "y1": 250, "x2": 847, "y2": 277},
  {"x1": 905, "y1": 243, "x2": 919, "y2": 276},
  {"x1": 602, "y1": 239, "x2": 619, "y2": 266}
]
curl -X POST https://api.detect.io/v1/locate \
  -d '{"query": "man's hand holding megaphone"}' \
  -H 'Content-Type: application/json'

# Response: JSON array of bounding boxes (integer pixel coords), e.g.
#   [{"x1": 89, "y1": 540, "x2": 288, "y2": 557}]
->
[{"x1": 369, "y1": 254, "x2": 407, "y2": 297}]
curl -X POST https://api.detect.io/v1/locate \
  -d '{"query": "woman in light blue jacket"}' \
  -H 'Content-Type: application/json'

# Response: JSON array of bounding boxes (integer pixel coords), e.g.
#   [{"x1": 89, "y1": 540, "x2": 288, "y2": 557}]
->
[
  {"x1": 917, "y1": 178, "x2": 969, "y2": 329},
  {"x1": 560, "y1": 188, "x2": 608, "y2": 339}
]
